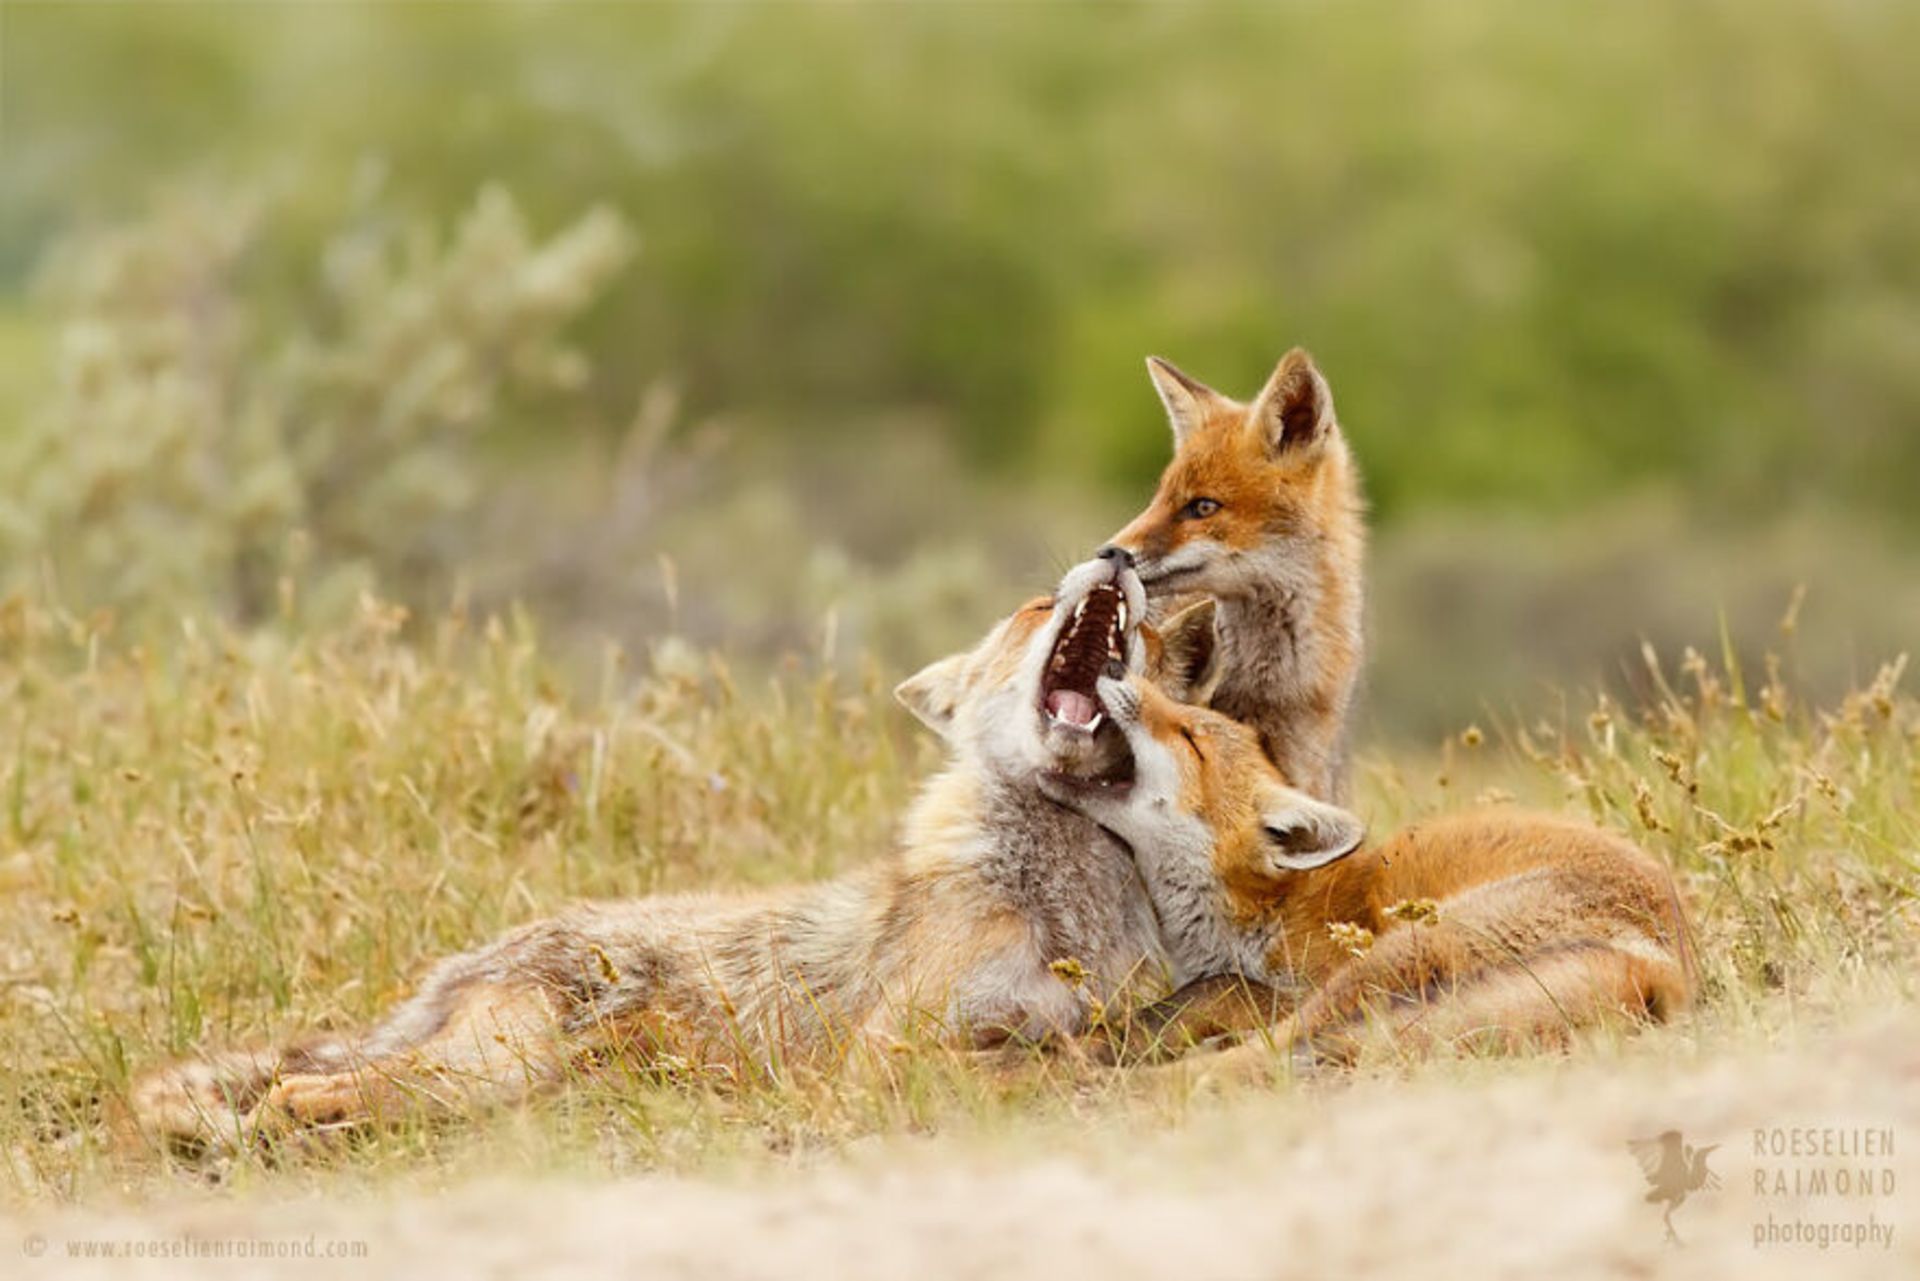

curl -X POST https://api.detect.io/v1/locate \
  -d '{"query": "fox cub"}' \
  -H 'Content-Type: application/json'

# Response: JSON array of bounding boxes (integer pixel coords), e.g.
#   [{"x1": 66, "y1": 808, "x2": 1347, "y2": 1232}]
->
[
  {"x1": 1047, "y1": 667, "x2": 1693, "y2": 1068},
  {"x1": 1104, "y1": 349, "x2": 1365, "y2": 802}
]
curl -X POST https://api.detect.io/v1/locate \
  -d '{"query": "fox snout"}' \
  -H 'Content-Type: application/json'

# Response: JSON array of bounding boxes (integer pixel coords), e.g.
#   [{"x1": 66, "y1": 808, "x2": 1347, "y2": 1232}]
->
[
  {"x1": 1051, "y1": 553, "x2": 1146, "y2": 628},
  {"x1": 1093, "y1": 673, "x2": 1144, "y2": 728},
  {"x1": 1100, "y1": 506, "x2": 1221, "y2": 595},
  {"x1": 1101, "y1": 513, "x2": 1171, "y2": 572}
]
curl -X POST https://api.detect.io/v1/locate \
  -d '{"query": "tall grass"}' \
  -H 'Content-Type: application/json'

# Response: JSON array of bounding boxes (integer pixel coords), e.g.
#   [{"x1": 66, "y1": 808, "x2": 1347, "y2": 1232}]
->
[
  {"x1": 0, "y1": 590, "x2": 1913, "y2": 1201},
  {"x1": 0, "y1": 592, "x2": 929, "y2": 1196}
]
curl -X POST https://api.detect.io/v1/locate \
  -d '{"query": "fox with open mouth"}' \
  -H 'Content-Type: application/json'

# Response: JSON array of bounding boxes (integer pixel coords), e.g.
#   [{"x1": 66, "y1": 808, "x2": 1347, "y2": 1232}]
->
[{"x1": 125, "y1": 556, "x2": 1221, "y2": 1148}]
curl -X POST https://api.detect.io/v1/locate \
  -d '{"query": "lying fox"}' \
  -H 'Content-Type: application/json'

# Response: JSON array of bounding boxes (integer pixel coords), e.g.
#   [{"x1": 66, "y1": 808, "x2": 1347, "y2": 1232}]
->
[
  {"x1": 1103, "y1": 349, "x2": 1365, "y2": 803},
  {"x1": 128, "y1": 557, "x2": 1220, "y2": 1147},
  {"x1": 1045, "y1": 668, "x2": 1694, "y2": 1068}
]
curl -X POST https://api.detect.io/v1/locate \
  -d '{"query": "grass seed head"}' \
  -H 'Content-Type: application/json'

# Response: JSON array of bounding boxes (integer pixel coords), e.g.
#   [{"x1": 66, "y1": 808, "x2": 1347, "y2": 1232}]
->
[{"x1": 1326, "y1": 921, "x2": 1376, "y2": 958}]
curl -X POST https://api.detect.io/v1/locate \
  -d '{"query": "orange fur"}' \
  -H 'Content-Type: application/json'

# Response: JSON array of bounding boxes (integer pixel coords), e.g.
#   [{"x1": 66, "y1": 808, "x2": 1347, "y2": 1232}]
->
[
  {"x1": 1072, "y1": 679, "x2": 1693, "y2": 1068},
  {"x1": 1106, "y1": 350, "x2": 1366, "y2": 802}
]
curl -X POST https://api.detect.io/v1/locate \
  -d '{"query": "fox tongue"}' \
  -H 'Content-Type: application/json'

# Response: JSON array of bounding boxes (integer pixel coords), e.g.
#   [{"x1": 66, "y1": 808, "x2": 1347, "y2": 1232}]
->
[{"x1": 1046, "y1": 689, "x2": 1100, "y2": 728}]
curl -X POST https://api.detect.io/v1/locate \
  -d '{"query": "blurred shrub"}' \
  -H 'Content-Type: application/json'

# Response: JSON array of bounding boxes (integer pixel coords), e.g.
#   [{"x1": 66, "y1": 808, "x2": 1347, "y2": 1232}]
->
[
  {"x1": 1366, "y1": 498, "x2": 1920, "y2": 742},
  {"x1": 7, "y1": 0, "x2": 1917, "y2": 526},
  {"x1": 0, "y1": 184, "x2": 632, "y2": 620},
  {"x1": 2, "y1": 1, "x2": 1916, "y2": 733},
  {"x1": 0, "y1": 175, "x2": 1060, "y2": 669}
]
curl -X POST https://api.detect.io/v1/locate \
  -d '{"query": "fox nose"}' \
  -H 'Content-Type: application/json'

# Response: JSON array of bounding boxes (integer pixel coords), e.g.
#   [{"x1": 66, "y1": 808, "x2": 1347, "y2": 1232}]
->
[{"x1": 1096, "y1": 545, "x2": 1136, "y2": 570}]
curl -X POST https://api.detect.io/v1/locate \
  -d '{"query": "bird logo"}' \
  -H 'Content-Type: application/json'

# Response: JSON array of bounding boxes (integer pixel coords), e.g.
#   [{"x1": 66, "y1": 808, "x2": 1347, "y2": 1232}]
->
[{"x1": 1629, "y1": 1129, "x2": 1721, "y2": 1245}]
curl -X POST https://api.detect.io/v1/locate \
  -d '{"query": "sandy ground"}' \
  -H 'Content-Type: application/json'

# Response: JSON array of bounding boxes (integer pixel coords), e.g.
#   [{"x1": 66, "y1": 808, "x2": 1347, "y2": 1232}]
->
[{"x1": 8, "y1": 1014, "x2": 1918, "y2": 1281}]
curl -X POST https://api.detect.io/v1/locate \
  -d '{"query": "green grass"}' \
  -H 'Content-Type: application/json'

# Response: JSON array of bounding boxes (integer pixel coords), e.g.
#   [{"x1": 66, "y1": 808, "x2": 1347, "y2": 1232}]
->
[{"x1": 1, "y1": 590, "x2": 1914, "y2": 1203}]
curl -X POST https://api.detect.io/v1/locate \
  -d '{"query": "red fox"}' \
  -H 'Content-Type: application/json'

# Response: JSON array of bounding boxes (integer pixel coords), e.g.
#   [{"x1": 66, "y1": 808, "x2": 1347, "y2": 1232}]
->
[
  {"x1": 1102, "y1": 349, "x2": 1365, "y2": 802},
  {"x1": 1046, "y1": 668, "x2": 1694, "y2": 1069},
  {"x1": 127, "y1": 557, "x2": 1221, "y2": 1148}
]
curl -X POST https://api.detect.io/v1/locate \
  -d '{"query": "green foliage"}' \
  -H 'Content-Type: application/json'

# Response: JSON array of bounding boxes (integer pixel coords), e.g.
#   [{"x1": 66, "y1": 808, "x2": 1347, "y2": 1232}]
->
[
  {"x1": 6, "y1": 0, "x2": 1919, "y2": 526},
  {"x1": 0, "y1": 183, "x2": 632, "y2": 619}
]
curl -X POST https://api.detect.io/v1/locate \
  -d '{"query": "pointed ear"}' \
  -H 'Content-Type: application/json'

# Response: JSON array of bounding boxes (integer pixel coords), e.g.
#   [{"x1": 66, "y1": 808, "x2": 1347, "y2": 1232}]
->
[
  {"x1": 1152, "y1": 599, "x2": 1224, "y2": 707},
  {"x1": 1145, "y1": 356, "x2": 1222, "y2": 446},
  {"x1": 1248, "y1": 348, "x2": 1337, "y2": 459},
  {"x1": 893, "y1": 653, "x2": 970, "y2": 740},
  {"x1": 1260, "y1": 789, "x2": 1364, "y2": 872}
]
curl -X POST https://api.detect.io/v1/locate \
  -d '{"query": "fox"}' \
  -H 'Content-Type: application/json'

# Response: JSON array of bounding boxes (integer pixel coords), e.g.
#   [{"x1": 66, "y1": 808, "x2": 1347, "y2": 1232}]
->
[
  {"x1": 1044, "y1": 666, "x2": 1694, "y2": 1069},
  {"x1": 1102, "y1": 348, "x2": 1365, "y2": 803},
  {"x1": 125, "y1": 555, "x2": 1222, "y2": 1149}
]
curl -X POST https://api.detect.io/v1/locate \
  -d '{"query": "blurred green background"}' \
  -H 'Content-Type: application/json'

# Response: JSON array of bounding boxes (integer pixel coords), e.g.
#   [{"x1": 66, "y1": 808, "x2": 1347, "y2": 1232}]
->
[{"x1": 3, "y1": 0, "x2": 1917, "y2": 740}]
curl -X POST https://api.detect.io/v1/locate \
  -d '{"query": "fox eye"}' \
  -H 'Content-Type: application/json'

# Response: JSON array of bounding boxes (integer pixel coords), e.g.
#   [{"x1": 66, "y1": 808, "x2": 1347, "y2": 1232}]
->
[{"x1": 1179, "y1": 497, "x2": 1222, "y2": 520}]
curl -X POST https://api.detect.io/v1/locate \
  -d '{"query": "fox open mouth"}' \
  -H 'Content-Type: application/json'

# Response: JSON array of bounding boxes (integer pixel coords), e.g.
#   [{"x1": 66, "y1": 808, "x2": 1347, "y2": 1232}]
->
[{"x1": 1040, "y1": 581, "x2": 1129, "y2": 734}]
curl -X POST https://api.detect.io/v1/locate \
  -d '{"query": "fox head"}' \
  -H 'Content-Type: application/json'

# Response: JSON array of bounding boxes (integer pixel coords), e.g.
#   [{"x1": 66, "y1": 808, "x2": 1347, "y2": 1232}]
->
[
  {"x1": 894, "y1": 555, "x2": 1224, "y2": 786},
  {"x1": 1042, "y1": 668, "x2": 1364, "y2": 961},
  {"x1": 1103, "y1": 348, "x2": 1359, "y2": 603}
]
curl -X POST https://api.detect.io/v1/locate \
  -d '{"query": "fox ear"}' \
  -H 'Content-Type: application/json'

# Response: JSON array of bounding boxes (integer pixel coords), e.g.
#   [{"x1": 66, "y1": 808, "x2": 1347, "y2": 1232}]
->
[
  {"x1": 1249, "y1": 348, "x2": 1337, "y2": 460},
  {"x1": 1145, "y1": 356, "x2": 1221, "y2": 446},
  {"x1": 1260, "y1": 791, "x2": 1364, "y2": 873},
  {"x1": 1152, "y1": 599, "x2": 1224, "y2": 707},
  {"x1": 894, "y1": 653, "x2": 970, "y2": 740}
]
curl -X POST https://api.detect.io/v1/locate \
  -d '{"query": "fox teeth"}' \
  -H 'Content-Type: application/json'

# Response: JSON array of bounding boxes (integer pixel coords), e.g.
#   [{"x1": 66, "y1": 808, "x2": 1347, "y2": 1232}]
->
[{"x1": 1116, "y1": 601, "x2": 1128, "y2": 630}]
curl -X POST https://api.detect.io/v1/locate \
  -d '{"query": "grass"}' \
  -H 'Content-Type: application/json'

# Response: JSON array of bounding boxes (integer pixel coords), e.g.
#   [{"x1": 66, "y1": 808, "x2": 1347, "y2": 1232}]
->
[{"x1": 1, "y1": 587, "x2": 1915, "y2": 1206}]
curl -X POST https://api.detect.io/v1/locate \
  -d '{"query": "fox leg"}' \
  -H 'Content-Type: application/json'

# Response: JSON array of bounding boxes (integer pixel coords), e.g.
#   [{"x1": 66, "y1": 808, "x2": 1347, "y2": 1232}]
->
[
  {"x1": 1151, "y1": 919, "x2": 1501, "y2": 1084},
  {"x1": 130, "y1": 911, "x2": 688, "y2": 1148},
  {"x1": 248, "y1": 977, "x2": 567, "y2": 1136},
  {"x1": 1092, "y1": 975, "x2": 1295, "y2": 1064},
  {"x1": 1172, "y1": 932, "x2": 1686, "y2": 1087},
  {"x1": 1286, "y1": 930, "x2": 1688, "y2": 1065},
  {"x1": 118, "y1": 1045, "x2": 291, "y2": 1153},
  {"x1": 1144, "y1": 921, "x2": 1689, "y2": 1090}
]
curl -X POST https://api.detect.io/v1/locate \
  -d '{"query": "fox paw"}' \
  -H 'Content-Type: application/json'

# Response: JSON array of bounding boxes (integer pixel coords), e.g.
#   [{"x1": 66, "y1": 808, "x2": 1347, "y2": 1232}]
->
[{"x1": 249, "y1": 1072, "x2": 373, "y2": 1133}]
